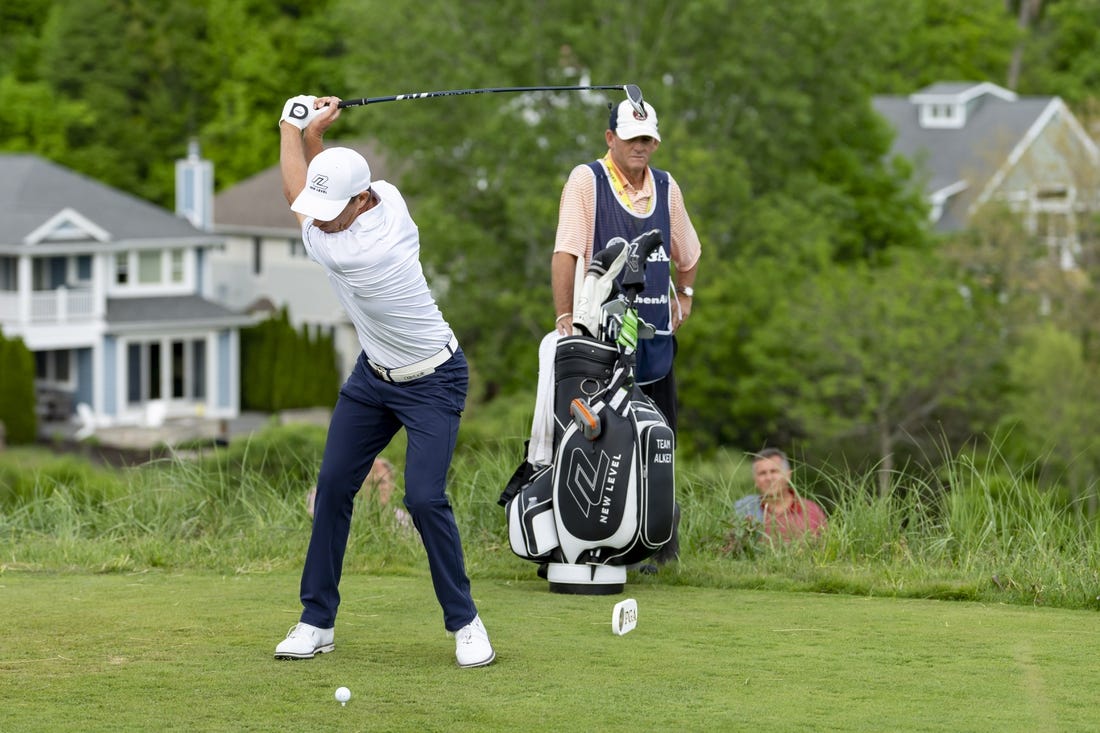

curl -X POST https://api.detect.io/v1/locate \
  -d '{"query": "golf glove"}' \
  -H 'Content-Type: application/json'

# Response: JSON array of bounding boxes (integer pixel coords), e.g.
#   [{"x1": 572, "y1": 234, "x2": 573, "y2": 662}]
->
[{"x1": 280, "y1": 95, "x2": 321, "y2": 130}]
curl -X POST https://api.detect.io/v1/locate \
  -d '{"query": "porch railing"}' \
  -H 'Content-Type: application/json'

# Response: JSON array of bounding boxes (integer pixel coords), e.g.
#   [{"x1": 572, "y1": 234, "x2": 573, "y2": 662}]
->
[{"x1": 0, "y1": 287, "x2": 97, "y2": 324}]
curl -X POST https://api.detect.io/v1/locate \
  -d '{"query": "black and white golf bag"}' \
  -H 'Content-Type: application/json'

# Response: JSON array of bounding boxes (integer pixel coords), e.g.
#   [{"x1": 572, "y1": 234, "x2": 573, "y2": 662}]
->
[{"x1": 500, "y1": 230, "x2": 676, "y2": 594}]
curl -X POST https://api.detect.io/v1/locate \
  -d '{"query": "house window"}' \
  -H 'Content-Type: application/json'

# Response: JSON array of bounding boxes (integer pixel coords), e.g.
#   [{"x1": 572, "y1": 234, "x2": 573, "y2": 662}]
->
[
  {"x1": 115, "y1": 252, "x2": 129, "y2": 284},
  {"x1": 76, "y1": 255, "x2": 92, "y2": 284},
  {"x1": 252, "y1": 236, "x2": 263, "y2": 275},
  {"x1": 290, "y1": 238, "x2": 307, "y2": 258},
  {"x1": 126, "y1": 341, "x2": 163, "y2": 404},
  {"x1": 192, "y1": 338, "x2": 206, "y2": 399},
  {"x1": 170, "y1": 249, "x2": 185, "y2": 283},
  {"x1": 34, "y1": 349, "x2": 73, "y2": 387},
  {"x1": 172, "y1": 340, "x2": 185, "y2": 398},
  {"x1": 1031, "y1": 185, "x2": 1075, "y2": 269},
  {"x1": 32, "y1": 257, "x2": 67, "y2": 290},
  {"x1": 149, "y1": 342, "x2": 162, "y2": 400},
  {"x1": 127, "y1": 343, "x2": 141, "y2": 402},
  {"x1": 0, "y1": 256, "x2": 14, "y2": 291},
  {"x1": 130, "y1": 338, "x2": 206, "y2": 403},
  {"x1": 1035, "y1": 185, "x2": 1069, "y2": 202},
  {"x1": 138, "y1": 250, "x2": 162, "y2": 284}
]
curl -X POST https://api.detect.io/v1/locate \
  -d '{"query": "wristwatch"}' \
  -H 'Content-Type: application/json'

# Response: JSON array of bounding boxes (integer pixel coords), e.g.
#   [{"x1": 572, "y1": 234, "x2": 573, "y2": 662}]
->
[{"x1": 676, "y1": 285, "x2": 694, "y2": 298}]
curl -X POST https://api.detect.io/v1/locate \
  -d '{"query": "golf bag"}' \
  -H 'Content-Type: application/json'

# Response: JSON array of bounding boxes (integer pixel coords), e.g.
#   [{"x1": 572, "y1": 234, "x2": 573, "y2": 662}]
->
[{"x1": 500, "y1": 230, "x2": 676, "y2": 594}]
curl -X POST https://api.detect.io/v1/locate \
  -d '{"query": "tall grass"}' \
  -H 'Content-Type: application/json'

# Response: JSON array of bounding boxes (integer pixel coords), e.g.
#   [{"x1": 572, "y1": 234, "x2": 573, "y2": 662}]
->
[{"x1": 2, "y1": 425, "x2": 1098, "y2": 611}]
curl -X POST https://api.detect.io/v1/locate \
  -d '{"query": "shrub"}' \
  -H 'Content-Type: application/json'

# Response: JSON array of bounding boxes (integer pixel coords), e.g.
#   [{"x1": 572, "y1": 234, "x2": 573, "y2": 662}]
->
[{"x1": 0, "y1": 329, "x2": 38, "y2": 444}]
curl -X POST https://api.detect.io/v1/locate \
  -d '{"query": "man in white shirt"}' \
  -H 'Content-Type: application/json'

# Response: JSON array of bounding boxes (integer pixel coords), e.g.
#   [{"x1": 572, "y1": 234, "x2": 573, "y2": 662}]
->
[{"x1": 272, "y1": 94, "x2": 494, "y2": 668}]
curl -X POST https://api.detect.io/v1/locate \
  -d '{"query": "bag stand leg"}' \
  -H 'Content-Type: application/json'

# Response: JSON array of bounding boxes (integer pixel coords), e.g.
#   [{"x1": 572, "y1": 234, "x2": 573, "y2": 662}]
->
[{"x1": 546, "y1": 563, "x2": 626, "y2": 595}]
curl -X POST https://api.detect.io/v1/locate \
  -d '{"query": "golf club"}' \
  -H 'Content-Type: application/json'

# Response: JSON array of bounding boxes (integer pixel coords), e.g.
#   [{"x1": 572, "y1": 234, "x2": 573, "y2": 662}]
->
[{"x1": 338, "y1": 83, "x2": 644, "y2": 114}]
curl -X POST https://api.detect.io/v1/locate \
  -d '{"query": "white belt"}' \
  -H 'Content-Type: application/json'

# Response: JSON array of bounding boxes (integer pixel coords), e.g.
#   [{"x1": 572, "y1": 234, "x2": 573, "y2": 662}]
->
[{"x1": 367, "y1": 335, "x2": 458, "y2": 383}]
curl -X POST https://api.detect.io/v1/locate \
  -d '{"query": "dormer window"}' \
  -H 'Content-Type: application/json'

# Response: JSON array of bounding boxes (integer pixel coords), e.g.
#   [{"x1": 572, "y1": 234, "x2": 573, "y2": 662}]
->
[
  {"x1": 931, "y1": 104, "x2": 956, "y2": 120},
  {"x1": 919, "y1": 101, "x2": 965, "y2": 129},
  {"x1": 910, "y1": 82, "x2": 1017, "y2": 131}
]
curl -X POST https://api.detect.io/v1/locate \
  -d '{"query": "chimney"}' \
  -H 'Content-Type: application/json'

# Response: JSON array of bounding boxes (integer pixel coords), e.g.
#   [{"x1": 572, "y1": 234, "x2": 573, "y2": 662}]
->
[{"x1": 175, "y1": 139, "x2": 214, "y2": 231}]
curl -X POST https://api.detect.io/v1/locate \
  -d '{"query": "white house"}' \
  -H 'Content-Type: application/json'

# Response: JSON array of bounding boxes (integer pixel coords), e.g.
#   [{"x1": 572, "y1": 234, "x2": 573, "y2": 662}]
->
[
  {"x1": 0, "y1": 153, "x2": 252, "y2": 428},
  {"x1": 873, "y1": 81, "x2": 1100, "y2": 267}
]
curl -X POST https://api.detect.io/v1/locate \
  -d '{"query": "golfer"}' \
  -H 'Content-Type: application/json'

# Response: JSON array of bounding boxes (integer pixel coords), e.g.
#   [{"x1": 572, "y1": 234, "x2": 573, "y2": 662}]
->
[{"x1": 273, "y1": 94, "x2": 494, "y2": 668}]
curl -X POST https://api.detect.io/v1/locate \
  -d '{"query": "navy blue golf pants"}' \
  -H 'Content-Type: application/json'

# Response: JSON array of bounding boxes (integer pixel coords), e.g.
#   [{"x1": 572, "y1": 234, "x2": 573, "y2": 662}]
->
[{"x1": 298, "y1": 349, "x2": 478, "y2": 632}]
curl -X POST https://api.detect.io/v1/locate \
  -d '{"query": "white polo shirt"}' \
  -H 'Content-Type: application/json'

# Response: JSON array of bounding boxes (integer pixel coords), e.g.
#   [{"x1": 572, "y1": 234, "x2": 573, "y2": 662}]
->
[{"x1": 300, "y1": 180, "x2": 453, "y2": 369}]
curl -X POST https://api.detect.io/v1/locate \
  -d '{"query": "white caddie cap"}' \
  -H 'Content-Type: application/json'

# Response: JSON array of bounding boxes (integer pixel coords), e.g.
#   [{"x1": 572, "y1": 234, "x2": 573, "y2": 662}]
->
[
  {"x1": 611, "y1": 99, "x2": 660, "y2": 142},
  {"x1": 291, "y1": 147, "x2": 373, "y2": 221}
]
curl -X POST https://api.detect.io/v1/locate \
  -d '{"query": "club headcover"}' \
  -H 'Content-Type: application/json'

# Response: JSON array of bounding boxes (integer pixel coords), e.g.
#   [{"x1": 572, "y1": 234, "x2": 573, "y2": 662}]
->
[
  {"x1": 575, "y1": 238, "x2": 630, "y2": 337},
  {"x1": 588, "y1": 237, "x2": 629, "y2": 279},
  {"x1": 622, "y1": 229, "x2": 663, "y2": 295}
]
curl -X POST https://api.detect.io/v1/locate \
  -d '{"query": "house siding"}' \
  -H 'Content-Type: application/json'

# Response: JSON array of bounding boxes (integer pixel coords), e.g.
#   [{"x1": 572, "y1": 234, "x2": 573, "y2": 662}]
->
[{"x1": 995, "y1": 114, "x2": 1094, "y2": 199}]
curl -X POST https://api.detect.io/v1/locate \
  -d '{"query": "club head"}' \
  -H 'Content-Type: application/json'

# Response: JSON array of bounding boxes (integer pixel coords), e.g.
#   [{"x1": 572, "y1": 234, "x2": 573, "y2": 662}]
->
[
  {"x1": 601, "y1": 298, "x2": 627, "y2": 317},
  {"x1": 624, "y1": 84, "x2": 645, "y2": 116}
]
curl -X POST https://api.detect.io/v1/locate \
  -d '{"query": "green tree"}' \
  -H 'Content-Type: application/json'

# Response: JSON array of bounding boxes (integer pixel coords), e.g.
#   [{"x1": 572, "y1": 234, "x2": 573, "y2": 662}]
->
[
  {"x1": 873, "y1": 0, "x2": 1020, "y2": 92},
  {"x1": 742, "y1": 249, "x2": 1004, "y2": 495},
  {"x1": 3, "y1": 0, "x2": 336, "y2": 203},
  {"x1": 1020, "y1": 0, "x2": 1100, "y2": 112},
  {"x1": 239, "y1": 308, "x2": 338, "y2": 412},
  {"x1": 0, "y1": 330, "x2": 39, "y2": 444},
  {"x1": 999, "y1": 323, "x2": 1100, "y2": 514},
  {"x1": 6, "y1": 0, "x2": 1099, "y2": 465},
  {"x1": 321, "y1": 0, "x2": 933, "y2": 406}
]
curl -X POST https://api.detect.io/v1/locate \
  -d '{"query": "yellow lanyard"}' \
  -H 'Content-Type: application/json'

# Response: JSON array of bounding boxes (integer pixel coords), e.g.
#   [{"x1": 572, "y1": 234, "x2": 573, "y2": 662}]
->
[{"x1": 602, "y1": 153, "x2": 647, "y2": 211}]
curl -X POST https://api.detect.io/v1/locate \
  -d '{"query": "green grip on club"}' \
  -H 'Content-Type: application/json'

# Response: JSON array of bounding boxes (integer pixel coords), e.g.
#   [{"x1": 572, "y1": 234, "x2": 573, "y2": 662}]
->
[{"x1": 618, "y1": 310, "x2": 638, "y2": 350}]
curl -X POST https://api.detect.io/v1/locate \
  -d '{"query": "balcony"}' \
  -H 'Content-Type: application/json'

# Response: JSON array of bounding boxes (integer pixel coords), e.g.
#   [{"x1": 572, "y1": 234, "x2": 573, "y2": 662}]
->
[{"x1": 0, "y1": 287, "x2": 97, "y2": 325}]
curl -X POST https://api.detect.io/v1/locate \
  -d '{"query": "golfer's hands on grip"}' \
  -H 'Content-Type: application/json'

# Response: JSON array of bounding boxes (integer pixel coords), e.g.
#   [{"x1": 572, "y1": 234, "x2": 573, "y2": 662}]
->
[{"x1": 279, "y1": 94, "x2": 342, "y2": 131}]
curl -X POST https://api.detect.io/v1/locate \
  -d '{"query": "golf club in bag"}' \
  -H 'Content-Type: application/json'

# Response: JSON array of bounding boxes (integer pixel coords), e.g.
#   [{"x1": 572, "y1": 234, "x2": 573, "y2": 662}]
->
[{"x1": 499, "y1": 229, "x2": 676, "y2": 595}]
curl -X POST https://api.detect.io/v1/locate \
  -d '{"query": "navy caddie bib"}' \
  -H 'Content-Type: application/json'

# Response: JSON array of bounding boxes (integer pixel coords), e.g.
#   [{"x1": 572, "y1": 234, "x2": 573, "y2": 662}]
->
[{"x1": 589, "y1": 161, "x2": 673, "y2": 384}]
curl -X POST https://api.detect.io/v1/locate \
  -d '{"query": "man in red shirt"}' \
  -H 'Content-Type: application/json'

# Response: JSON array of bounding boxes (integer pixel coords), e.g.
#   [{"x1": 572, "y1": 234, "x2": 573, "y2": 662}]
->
[{"x1": 731, "y1": 448, "x2": 827, "y2": 544}]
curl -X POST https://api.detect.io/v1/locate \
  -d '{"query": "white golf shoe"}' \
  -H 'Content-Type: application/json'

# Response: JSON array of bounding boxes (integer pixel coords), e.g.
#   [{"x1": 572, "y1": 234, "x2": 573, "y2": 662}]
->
[
  {"x1": 274, "y1": 622, "x2": 334, "y2": 660},
  {"x1": 454, "y1": 615, "x2": 495, "y2": 668}
]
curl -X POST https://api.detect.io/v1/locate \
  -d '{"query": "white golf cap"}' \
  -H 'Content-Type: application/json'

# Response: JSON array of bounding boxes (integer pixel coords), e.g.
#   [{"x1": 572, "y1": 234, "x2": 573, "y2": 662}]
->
[
  {"x1": 611, "y1": 99, "x2": 660, "y2": 142},
  {"x1": 292, "y1": 147, "x2": 372, "y2": 221}
]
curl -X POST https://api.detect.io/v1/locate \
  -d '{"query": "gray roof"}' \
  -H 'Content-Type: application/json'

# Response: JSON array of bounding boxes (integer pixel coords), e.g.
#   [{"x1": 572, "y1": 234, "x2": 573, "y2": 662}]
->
[
  {"x1": 873, "y1": 88, "x2": 1054, "y2": 231},
  {"x1": 0, "y1": 153, "x2": 219, "y2": 248},
  {"x1": 214, "y1": 140, "x2": 398, "y2": 234},
  {"x1": 106, "y1": 295, "x2": 253, "y2": 331},
  {"x1": 912, "y1": 81, "x2": 980, "y2": 96},
  {"x1": 908, "y1": 81, "x2": 1016, "y2": 101}
]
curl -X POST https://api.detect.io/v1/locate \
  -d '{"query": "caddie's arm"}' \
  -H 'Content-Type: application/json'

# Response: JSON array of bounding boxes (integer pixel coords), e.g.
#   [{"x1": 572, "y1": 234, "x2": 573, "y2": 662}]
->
[{"x1": 551, "y1": 251, "x2": 577, "y2": 335}]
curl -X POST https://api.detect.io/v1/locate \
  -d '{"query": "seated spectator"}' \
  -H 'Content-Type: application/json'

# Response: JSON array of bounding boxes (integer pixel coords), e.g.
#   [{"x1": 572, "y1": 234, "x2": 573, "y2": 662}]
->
[{"x1": 725, "y1": 448, "x2": 826, "y2": 550}]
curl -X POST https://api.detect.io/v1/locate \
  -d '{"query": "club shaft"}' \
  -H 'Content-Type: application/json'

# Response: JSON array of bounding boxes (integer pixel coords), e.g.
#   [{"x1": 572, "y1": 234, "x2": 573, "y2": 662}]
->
[{"x1": 338, "y1": 85, "x2": 631, "y2": 108}]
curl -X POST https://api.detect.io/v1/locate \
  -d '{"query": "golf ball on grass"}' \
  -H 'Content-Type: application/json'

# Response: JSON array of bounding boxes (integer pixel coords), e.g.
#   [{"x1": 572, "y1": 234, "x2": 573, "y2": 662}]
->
[{"x1": 335, "y1": 686, "x2": 351, "y2": 705}]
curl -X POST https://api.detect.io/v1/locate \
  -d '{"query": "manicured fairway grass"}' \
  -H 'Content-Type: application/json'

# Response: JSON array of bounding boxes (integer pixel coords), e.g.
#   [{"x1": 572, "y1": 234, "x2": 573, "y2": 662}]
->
[{"x1": 2, "y1": 571, "x2": 1097, "y2": 732}]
